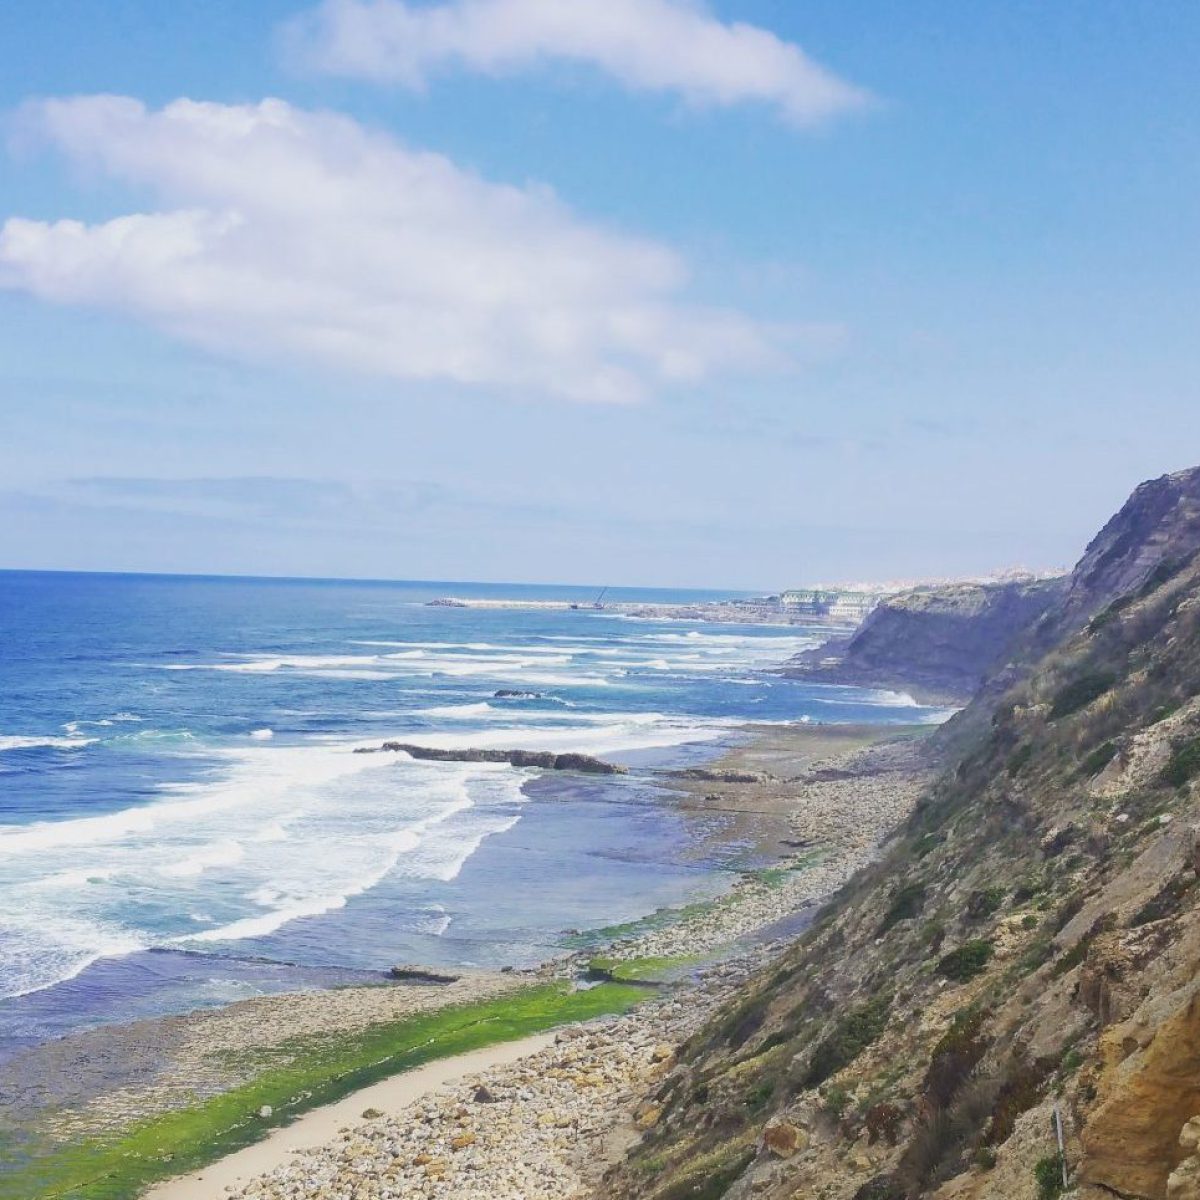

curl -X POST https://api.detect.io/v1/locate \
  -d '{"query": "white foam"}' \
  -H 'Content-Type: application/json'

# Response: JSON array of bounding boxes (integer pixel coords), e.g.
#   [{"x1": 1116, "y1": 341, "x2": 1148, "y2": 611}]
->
[
  {"x1": 0, "y1": 914, "x2": 146, "y2": 999},
  {"x1": 417, "y1": 701, "x2": 497, "y2": 718},
  {"x1": 157, "y1": 839, "x2": 247, "y2": 878},
  {"x1": 0, "y1": 734, "x2": 97, "y2": 752},
  {"x1": 138, "y1": 629, "x2": 814, "y2": 692},
  {"x1": 392, "y1": 715, "x2": 733, "y2": 757},
  {"x1": 0, "y1": 740, "x2": 529, "y2": 997},
  {"x1": 249, "y1": 728, "x2": 274, "y2": 740}
]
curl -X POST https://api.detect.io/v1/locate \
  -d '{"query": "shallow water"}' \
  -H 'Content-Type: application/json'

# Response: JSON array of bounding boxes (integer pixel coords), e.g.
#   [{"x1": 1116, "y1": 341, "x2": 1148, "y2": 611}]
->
[{"x1": 0, "y1": 571, "x2": 948, "y2": 1050}]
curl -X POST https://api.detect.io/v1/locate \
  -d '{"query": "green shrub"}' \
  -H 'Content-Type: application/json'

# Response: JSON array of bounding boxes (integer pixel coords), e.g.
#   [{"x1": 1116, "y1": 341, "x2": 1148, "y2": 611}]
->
[
  {"x1": 1163, "y1": 737, "x2": 1200, "y2": 788},
  {"x1": 966, "y1": 887, "x2": 1005, "y2": 920},
  {"x1": 1018, "y1": 932, "x2": 1054, "y2": 974},
  {"x1": 823, "y1": 1082, "x2": 851, "y2": 1118},
  {"x1": 1013, "y1": 873, "x2": 1047, "y2": 902},
  {"x1": 1048, "y1": 672, "x2": 1116, "y2": 721},
  {"x1": 802, "y1": 993, "x2": 893, "y2": 1088},
  {"x1": 880, "y1": 883, "x2": 926, "y2": 932},
  {"x1": 921, "y1": 920, "x2": 947, "y2": 951},
  {"x1": 1088, "y1": 594, "x2": 1134, "y2": 633},
  {"x1": 1050, "y1": 933, "x2": 1094, "y2": 979},
  {"x1": 913, "y1": 832, "x2": 944, "y2": 858},
  {"x1": 1034, "y1": 1155, "x2": 1065, "y2": 1198},
  {"x1": 937, "y1": 940, "x2": 994, "y2": 983},
  {"x1": 633, "y1": 1154, "x2": 667, "y2": 1176},
  {"x1": 1130, "y1": 870, "x2": 1197, "y2": 926},
  {"x1": 923, "y1": 1008, "x2": 990, "y2": 1109},
  {"x1": 1080, "y1": 740, "x2": 1118, "y2": 777},
  {"x1": 1006, "y1": 744, "x2": 1036, "y2": 776}
]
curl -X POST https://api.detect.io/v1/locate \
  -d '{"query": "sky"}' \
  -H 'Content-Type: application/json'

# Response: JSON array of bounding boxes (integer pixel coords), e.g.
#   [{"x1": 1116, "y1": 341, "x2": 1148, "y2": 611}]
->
[{"x1": 0, "y1": 0, "x2": 1197, "y2": 590}]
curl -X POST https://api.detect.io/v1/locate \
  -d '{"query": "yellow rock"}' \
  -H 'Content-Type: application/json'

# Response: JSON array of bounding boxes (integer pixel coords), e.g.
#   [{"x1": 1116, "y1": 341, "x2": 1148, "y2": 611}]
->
[
  {"x1": 762, "y1": 1121, "x2": 807, "y2": 1159},
  {"x1": 635, "y1": 1103, "x2": 663, "y2": 1130}
]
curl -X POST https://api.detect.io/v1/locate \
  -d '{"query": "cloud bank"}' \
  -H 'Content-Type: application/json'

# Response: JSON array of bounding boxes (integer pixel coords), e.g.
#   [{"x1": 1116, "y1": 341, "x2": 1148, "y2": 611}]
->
[
  {"x1": 0, "y1": 95, "x2": 777, "y2": 402},
  {"x1": 284, "y1": 0, "x2": 867, "y2": 126}
]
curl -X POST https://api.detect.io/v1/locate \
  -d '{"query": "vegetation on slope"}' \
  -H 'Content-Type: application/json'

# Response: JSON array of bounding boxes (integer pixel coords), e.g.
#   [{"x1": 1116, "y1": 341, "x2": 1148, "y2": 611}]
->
[{"x1": 604, "y1": 520, "x2": 1200, "y2": 1198}]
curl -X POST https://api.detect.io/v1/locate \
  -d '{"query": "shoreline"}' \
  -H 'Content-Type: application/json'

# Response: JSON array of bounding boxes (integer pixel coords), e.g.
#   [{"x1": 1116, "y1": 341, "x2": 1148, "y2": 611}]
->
[
  {"x1": 141, "y1": 1033, "x2": 560, "y2": 1200},
  {"x1": 179, "y1": 721, "x2": 935, "y2": 1200},
  {"x1": 0, "y1": 720, "x2": 935, "y2": 1200}
]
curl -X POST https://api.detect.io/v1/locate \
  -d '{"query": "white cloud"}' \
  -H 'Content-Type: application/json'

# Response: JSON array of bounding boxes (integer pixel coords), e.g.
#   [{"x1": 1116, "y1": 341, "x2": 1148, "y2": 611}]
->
[
  {"x1": 0, "y1": 95, "x2": 781, "y2": 402},
  {"x1": 284, "y1": 0, "x2": 867, "y2": 126}
]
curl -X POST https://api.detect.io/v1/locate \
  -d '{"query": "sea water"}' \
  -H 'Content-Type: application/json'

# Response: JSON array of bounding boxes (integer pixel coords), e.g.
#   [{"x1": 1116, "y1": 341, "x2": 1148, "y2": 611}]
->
[{"x1": 0, "y1": 571, "x2": 947, "y2": 1052}]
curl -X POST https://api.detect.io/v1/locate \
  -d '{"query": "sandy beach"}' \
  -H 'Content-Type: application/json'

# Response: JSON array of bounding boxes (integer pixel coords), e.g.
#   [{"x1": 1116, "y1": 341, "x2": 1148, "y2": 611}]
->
[{"x1": 142, "y1": 1032, "x2": 559, "y2": 1200}]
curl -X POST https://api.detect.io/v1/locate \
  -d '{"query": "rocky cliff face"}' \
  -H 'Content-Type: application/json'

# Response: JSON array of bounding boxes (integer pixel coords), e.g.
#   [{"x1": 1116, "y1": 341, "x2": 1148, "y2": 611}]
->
[
  {"x1": 1047, "y1": 466, "x2": 1200, "y2": 647},
  {"x1": 787, "y1": 579, "x2": 1065, "y2": 704},
  {"x1": 602, "y1": 467, "x2": 1200, "y2": 1200},
  {"x1": 788, "y1": 468, "x2": 1200, "y2": 712},
  {"x1": 936, "y1": 466, "x2": 1200, "y2": 754}
]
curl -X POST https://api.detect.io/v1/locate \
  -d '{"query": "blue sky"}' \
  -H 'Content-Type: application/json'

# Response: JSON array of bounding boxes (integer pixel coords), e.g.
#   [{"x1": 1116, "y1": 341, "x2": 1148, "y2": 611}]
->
[{"x1": 0, "y1": 0, "x2": 1197, "y2": 588}]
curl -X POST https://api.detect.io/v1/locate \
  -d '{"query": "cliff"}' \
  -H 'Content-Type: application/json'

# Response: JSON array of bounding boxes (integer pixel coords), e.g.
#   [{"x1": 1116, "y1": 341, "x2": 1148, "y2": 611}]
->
[
  {"x1": 602, "y1": 466, "x2": 1200, "y2": 1200},
  {"x1": 787, "y1": 578, "x2": 1065, "y2": 704},
  {"x1": 786, "y1": 468, "x2": 1200, "y2": 712}
]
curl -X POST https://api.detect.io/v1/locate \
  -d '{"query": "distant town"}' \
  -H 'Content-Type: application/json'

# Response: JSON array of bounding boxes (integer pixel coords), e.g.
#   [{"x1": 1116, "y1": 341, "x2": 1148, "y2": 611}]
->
[{"x1": 429, "y1": 569, "x2": 1059, "y2": 628}]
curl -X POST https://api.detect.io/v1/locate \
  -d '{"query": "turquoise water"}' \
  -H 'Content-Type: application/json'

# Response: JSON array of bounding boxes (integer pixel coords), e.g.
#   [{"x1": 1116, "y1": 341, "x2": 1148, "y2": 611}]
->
[{"x1": 0, "y1": 571, "x2": 944, "y2": 1050}]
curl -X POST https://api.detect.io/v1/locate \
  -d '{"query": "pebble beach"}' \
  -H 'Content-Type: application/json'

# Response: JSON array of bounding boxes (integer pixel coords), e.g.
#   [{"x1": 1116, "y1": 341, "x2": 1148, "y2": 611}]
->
[{"x1": 141, "y1": 722, "x2": 934, "y2": 1200}]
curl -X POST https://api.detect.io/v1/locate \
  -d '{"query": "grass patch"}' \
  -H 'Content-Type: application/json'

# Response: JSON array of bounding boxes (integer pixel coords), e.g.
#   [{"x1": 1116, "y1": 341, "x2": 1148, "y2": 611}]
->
[
  {"x1": 0, "y1": 981, "x2": 643, "y2": 1200},
  {"x1": 586, "y1": 954, "x2": 698, "y2": 982},
  {"x1": 752, "y1": 853, "x2": 824, "y2": 889},
  {"x1": 564, "y1": 897, "x2": 725, "y2": 950}
]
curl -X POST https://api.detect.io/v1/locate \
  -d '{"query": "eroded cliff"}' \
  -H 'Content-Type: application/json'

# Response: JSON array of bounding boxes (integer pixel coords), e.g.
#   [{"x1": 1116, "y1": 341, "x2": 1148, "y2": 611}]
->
[
  {"x1": 787, "y1": 578, "x2": 1065, "y2": 704},
  {"x1": 603, "y1": 466, "x2": 1200, "y2": 1200}
]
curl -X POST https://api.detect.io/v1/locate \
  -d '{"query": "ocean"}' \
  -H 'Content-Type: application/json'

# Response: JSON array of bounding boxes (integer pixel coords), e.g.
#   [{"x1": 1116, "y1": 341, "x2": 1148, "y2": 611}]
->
[{"x1": 0, "y1": 571, "x2": 945, "y2": 1055}]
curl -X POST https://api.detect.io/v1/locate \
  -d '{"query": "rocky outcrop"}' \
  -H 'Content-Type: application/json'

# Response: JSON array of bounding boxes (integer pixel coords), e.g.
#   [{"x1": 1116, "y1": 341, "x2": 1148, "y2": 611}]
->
[
  {"x1": 1167, "y1": 1118, "x2": 1200, "y2": 1199},
  {"x1": 1044, "y1": 465, "x2": 1200, "y2": 648},
  {"x1": 671, "y1": 767, "x2": 774, "y2": 784},
  {"x1": 1082, "y1": 989, "x2": 1200, "y2": 1197},
  {"x1": 355, "y1": 743, "x2": 627, "y2": 774},
  {"x1": 388, "y1": 964, "x2": 463, "y2": 984},
  {"x1": 786, "y1": 577, "x2": 1065, "y2": 703},
  {"x1": 938, "y1": 468, "x2": 1200, "y2": 759}
]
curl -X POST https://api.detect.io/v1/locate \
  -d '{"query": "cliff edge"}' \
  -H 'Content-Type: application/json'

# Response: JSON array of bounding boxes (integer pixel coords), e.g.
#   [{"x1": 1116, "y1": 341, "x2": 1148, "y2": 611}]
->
[{"x1": 786, "y1": 578, "x2": 1065, "y2": 705}]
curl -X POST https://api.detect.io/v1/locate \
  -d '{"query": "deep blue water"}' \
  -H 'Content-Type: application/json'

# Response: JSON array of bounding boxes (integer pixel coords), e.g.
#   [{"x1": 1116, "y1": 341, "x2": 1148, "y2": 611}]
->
[{"x1": 0, "y1": 571, "x2": 945, "y2": 1051}]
